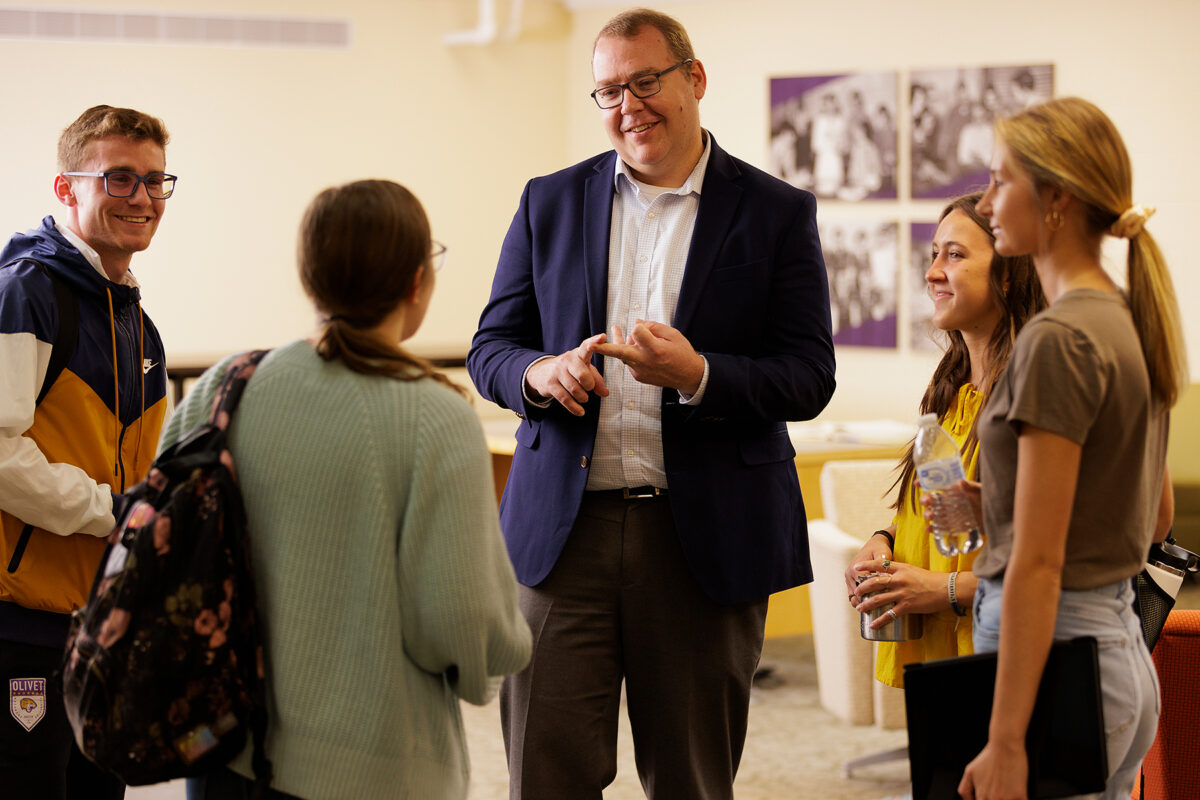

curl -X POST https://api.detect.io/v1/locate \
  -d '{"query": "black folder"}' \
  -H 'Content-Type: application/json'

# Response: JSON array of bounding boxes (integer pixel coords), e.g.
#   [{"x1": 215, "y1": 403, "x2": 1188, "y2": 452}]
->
[{"x1": 903, "y1": 636, "x2": 1108, "y2": 800}]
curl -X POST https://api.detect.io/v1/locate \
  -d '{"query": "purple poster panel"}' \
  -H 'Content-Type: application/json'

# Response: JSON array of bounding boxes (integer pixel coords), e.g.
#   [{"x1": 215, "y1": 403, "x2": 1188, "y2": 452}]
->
[
  {"x1": 820, "y1": 219, "x2": 898, "y2": 348},
  {"x1": 910, "y1": 64, "x2": 1053, "y2": 199},
  {"x1": 769, "y1": 72, "x2": 898, "y2": 200},
  {"x1": 909, "y1": 221, "x2": 943, "y2": 352}
]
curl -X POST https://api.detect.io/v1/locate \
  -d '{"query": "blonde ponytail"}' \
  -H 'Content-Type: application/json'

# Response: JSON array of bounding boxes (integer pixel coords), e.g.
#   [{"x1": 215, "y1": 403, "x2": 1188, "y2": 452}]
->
[
  {"x1": 996, "y1": 97, "x2": 1188, "y2": 407},
  {"x1": 1125, "y1": 228, "x2": 1187, "y2": 407}
]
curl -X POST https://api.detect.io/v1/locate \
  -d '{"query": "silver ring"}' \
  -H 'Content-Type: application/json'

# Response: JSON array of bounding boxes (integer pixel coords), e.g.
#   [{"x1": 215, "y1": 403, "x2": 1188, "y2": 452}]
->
[
  {"x1": 881, "y1": 559, "x2": 891, "y2": 570},
  {"x1": 887, "y1": 608, "x2": 898, "y2": 622}
]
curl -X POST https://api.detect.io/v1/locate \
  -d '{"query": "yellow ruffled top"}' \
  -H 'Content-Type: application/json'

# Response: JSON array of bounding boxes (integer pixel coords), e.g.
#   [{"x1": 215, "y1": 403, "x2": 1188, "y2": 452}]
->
[{"x1": 875, "y1": 382, "x2": 983, "y2": 689}]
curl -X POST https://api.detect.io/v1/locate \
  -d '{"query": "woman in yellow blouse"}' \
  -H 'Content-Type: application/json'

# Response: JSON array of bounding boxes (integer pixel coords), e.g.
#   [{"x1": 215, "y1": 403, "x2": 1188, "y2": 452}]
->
[{"x1": 843, "y1": 192, "x2": 1044, "y2": 687}]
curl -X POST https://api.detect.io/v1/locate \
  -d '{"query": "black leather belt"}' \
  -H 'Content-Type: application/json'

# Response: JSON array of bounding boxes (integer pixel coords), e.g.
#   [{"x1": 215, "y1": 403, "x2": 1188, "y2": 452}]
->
[{"x1": 589, "y1": 485, "x2": 668, "y2": 500}]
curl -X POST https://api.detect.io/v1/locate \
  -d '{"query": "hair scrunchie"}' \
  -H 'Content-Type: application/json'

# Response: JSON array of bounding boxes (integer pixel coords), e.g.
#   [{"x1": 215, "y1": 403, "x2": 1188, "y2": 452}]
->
[{"x1": 1110, "y1": 204, "x2": 1155, "y2": 239}]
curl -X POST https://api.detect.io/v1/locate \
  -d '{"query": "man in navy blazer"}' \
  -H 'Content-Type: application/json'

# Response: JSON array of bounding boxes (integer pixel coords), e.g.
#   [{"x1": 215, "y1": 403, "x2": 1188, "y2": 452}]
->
[{"x1": 467, "y1": 8, "x2": 835, "y2": 798}]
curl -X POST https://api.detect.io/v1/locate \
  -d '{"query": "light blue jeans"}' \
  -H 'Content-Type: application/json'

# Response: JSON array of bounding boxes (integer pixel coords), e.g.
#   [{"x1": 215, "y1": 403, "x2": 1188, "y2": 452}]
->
[{"x1": 973, "y1": 577, "x2": 1159, "y2": 800}]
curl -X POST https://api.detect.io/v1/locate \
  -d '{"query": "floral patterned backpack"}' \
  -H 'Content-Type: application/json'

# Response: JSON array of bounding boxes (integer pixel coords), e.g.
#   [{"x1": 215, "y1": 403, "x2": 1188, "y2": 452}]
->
[{"x1": 62, "y1": 350, "x2": 273, "y2": 789}]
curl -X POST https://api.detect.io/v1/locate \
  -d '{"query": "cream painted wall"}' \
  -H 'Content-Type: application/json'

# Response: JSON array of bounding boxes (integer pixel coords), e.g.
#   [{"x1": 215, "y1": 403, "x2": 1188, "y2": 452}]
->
[
  {"x1": 3, "y1": 0, "x2": 1196, "y2": 428},
  {"x1": 1, "y1": 0, "x2": 571, "y2": 363},
  {"x1": 568, "y1": 0, "x2": 1200, "y2": 422}
]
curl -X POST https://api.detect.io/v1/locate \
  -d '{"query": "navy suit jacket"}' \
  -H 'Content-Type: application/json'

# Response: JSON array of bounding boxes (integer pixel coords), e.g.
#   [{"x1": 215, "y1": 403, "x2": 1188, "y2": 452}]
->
[{"x1": 467, "y1": 135, "x2": 836, "y2": 605}]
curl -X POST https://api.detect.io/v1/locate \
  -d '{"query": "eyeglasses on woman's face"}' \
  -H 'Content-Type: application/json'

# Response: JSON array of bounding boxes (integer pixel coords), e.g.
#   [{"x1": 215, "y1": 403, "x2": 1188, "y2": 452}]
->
[{"x1": 429, "y1": 241, "x2": 447, "y2": 272}]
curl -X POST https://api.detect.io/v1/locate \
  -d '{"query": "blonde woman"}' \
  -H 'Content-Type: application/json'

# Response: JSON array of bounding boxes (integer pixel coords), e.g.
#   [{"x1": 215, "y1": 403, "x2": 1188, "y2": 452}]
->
[{"x1": 962, "y1": 97, "x2": 1184, "y2": 800}]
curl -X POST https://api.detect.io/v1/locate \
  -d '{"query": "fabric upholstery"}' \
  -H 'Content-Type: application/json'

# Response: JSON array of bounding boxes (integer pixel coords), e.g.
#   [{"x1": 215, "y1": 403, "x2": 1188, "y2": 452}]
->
[
  {"x1": 1134, "y1": 609, "x2": 1200, "y2": 800},
  {"x1": 808, "y1": 459, "x2": 906, "y2": 728}
]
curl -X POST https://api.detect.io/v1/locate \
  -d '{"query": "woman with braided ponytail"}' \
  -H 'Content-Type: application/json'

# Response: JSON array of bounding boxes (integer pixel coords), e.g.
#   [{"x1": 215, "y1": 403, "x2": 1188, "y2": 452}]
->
[{"x1": 956, "y1": 97, "x2": 1186, "y2": 800}]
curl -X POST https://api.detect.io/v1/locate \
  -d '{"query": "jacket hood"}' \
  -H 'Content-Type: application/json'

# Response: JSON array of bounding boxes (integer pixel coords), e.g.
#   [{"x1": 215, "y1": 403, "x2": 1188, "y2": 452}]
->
[{"x1": 0, "y1": 216, "x2": 141, "y2": 309}]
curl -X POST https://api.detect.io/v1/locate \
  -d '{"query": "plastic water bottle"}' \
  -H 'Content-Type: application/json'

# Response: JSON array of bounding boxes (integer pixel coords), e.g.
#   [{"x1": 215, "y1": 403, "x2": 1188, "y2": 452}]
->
[{"x1": 913, "y1": 412, "x2": 982, "y2": 557}]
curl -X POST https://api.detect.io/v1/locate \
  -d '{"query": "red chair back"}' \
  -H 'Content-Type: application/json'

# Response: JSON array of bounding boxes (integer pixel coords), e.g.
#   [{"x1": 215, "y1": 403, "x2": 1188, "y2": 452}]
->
[{"x1": 1134, "y1": 609, "x2": 1200, "y2": 800}]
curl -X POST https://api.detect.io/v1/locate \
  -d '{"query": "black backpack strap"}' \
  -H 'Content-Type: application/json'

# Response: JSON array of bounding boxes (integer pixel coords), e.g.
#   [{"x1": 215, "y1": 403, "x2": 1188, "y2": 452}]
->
[
  {"x1": 1, "y1": 258, "x2": 79, "y2": 407},
  {"x1": 208, "y1": 349, "x2": 272, "y2": 428},
  {"x1": 249, "y1": 697, "x2": 272, "y2": 799},
  {"x1": 208, "y1": 348, "x2": 274, "y2": 796}
]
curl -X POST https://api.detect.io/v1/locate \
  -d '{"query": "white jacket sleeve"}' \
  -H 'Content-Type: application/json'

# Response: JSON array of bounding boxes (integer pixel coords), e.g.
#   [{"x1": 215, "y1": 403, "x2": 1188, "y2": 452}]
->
[{"x1": 0, "y1": 331, "x2": 115, "y2": 536}]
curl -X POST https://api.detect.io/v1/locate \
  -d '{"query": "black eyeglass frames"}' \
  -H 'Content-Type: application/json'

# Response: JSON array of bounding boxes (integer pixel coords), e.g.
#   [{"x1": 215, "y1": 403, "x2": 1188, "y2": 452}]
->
[
  {"x1": 62, "y1": 170, "x2": 178, "y2": 200},
  {"x1": 590, "y1": 59, "x2": 694, "y2": 109}
]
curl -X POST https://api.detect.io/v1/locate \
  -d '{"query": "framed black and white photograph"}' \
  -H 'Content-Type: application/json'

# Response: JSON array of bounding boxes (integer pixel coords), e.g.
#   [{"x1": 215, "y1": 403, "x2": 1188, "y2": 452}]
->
[
  {"x1": 910, "y1": 64, "x2": 1053, "y2": 199},
  {"x1": 909, "y1": 221, "x2": 942, "y2": 352},
  {"x1": 769, "y1": 72, "x2": 898, "y2": 201},
  {"x1": 819, "y1": 219, "x2": 899, "y2": 348}
]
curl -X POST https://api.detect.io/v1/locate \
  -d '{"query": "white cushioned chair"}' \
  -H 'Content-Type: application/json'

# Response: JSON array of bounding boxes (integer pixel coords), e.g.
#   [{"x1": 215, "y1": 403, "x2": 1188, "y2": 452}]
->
[{"x1": 807, "y1": 458, "x2": 907, "y2": 732}]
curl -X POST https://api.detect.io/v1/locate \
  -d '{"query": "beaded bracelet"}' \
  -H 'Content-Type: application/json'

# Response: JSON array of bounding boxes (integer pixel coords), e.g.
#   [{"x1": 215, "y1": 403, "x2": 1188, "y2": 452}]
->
[
  {"x1": 948, "y1": 571, "x2": 968, "y2": 616},
  {"x1": 872, "y1": 529, "x2": 895, "y2": 549}
]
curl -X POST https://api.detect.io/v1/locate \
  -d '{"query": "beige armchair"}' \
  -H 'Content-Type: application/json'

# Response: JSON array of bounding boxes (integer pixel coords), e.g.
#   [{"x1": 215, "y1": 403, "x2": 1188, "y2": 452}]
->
[{"x1": 807, "y1": 459, "x2": 908, "y2": 733}]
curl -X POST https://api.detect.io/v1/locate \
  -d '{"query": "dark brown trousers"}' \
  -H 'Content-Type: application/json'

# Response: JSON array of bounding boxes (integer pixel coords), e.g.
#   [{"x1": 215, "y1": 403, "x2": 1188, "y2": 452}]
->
[{"x1": 501, "y1": 492, "x2": 768, "y2": 799}]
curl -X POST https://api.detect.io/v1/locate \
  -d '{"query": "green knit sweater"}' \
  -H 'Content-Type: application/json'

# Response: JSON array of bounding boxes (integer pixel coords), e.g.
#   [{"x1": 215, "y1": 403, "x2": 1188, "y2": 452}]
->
[{"x1": 159, "y1": 340, "x2": 531, "y2": 799}]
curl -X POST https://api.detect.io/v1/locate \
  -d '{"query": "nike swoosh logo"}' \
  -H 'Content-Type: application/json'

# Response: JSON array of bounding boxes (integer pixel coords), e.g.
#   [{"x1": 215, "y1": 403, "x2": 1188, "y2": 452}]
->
[{"x1": 143, "y1": 360, "x2": 158, "y2": 374}]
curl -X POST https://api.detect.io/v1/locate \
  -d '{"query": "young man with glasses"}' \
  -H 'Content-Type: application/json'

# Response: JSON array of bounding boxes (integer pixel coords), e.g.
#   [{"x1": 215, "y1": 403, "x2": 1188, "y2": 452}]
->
[
  {"x1": 468, "y1": 8, "x2": 835, "y2": 798},
  {"x1": 0, "y1": 104, "x2": 174, "y2": 800}
]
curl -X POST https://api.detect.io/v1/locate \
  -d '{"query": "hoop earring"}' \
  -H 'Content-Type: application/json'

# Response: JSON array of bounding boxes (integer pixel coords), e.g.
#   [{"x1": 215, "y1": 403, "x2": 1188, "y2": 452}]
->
[{"x1": 1045, "y1": 210, "x2": 1063, "y2": 232}]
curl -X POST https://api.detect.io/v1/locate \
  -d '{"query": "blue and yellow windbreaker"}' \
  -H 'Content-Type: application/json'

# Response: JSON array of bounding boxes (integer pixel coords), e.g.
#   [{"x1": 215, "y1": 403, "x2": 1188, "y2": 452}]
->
[{"x1": 0, "y1": 216, "x2": 167, "y2": 643}]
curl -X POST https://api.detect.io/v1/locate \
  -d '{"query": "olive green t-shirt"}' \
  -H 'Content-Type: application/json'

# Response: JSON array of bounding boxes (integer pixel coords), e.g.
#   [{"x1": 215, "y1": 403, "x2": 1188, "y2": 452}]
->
[{"x1": 973, "y1": 289, "x2": 1168, "y2": 589}]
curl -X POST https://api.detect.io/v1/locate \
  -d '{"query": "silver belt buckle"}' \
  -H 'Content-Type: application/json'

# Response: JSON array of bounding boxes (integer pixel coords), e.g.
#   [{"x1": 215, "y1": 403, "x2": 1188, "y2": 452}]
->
[{"x1": 622, "y1": 486, "x2": 664, "y2": 499}]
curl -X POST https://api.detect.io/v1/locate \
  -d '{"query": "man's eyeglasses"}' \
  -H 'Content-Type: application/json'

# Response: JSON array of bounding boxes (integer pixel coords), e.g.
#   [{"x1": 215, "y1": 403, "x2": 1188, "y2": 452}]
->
[
  {"x1": 590, "y1": 59, "x2": 693, "y2": 109},
  {"x1": 62, "y1": 170, "x2": 178, "y2": 200},
  {"x1": 430, "y1": 241, "x2": 447, "y2": 272}
]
